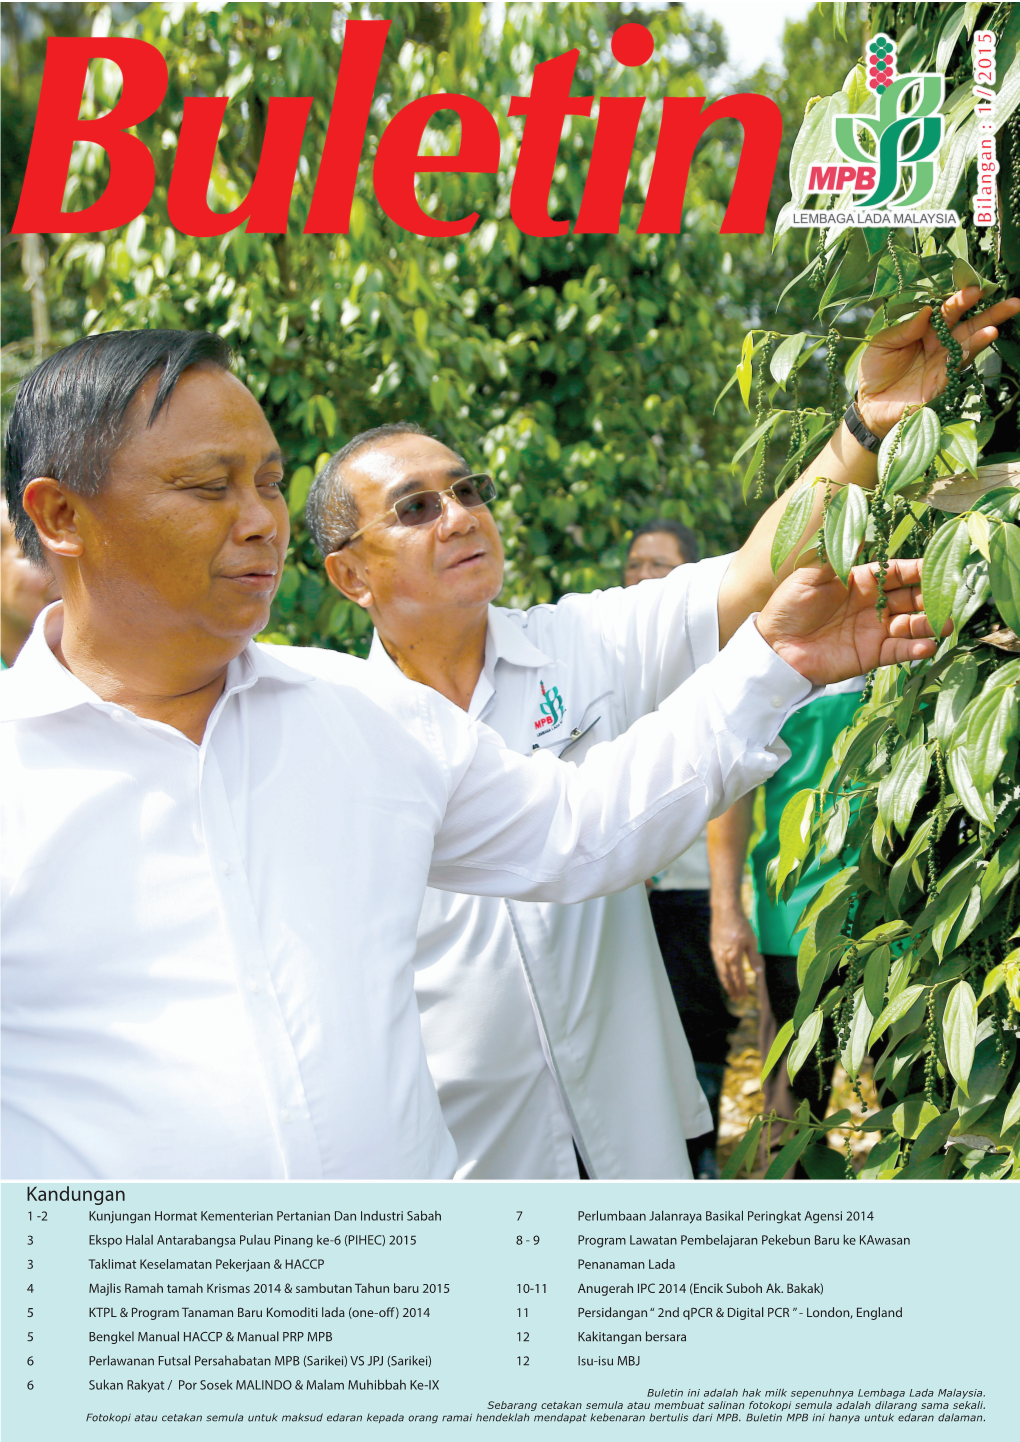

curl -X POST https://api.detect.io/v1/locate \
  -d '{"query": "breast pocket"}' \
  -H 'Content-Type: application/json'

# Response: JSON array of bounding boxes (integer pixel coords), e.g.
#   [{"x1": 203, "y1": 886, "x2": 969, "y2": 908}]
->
[{"x1": 531, "y1": 689, "x2": 614, "y2": 762}]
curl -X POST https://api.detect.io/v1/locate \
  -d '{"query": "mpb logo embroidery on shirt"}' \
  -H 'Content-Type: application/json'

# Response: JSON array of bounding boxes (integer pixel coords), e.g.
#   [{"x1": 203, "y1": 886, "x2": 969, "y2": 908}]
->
[{"x1": 534, "y1": 680, "x2": 565, "y2": 733}]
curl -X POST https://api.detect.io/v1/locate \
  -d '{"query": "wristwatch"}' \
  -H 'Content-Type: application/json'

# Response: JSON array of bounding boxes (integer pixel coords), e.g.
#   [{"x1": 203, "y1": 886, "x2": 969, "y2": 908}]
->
[{"x1": 842, "y1": 393, "x2": 881, "y2": 453}]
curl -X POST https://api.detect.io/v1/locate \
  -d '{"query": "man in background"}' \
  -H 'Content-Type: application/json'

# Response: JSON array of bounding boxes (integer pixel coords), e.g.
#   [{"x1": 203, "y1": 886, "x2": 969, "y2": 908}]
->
[
  {"x1": 1, "y1": 494, "x2": 57, "y2": 668},
  {"x1": 626, "y1": 520, "x2": 740, "y2": 1180},
  {"x1": 707, "y1": 680, "x2": 865, "y2": 1158}
]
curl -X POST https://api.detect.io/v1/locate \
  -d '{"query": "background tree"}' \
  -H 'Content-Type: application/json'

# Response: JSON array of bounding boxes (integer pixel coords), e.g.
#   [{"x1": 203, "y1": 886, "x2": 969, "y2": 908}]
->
[{"x1": 1, "y1": 1, "x2": 861, "y2": 651}]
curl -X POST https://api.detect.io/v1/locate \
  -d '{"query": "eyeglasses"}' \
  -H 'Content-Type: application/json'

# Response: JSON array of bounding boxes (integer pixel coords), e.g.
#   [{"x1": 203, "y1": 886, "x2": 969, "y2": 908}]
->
[{"x1": 340, "y1": 474, "x2": 497, "y2": 548}]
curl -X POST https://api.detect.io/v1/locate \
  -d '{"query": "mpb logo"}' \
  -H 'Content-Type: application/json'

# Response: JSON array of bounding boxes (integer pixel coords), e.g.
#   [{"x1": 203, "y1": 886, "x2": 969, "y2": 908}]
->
[
  {"x1": 535, "y1": 681, "x2": 566, "y2": 733},
  {"x1": 807, "y1": 35, "x2": 945, "y2": 208}
]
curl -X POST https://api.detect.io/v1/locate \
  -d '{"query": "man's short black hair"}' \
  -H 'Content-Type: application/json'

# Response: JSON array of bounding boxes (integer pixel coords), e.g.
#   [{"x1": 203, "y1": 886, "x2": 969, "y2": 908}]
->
[
  {"x1": 306, "y1": 421, "x2": 429, "y2": 556},
  {"x1": 3, "y1": 329, "x2": 233, "y2": 564},
  {"x1": 628, "y1": 518, "x2": 700, "y2": 564}
]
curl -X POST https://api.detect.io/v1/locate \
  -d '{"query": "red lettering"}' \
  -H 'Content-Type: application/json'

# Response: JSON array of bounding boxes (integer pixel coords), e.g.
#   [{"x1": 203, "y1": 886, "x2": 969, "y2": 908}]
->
[
  {"x1": 12, "y1": 38, "x2": 167, "y2": 234},
  {"x1": 855, "y1": 165, "x2": 876, "y2": 192},
  {"x1": 167, "y1": 97, "x2": 312, "y2": 236},
  {"x1": 574, "y1": 98, "x2": 645, "y2": 234},
  {"x1": 809, "y1": 165, "x2": 838, "y2": 191},
  {"x1": 576, "y1": 25, "x2": 653, "y2": 234},
  {"x1": 305, "y1": 19, "x2": 390, "y2": 234},
  {"x1": 13, "y1": 26, "x2": 784, "y2": 242},
  {"x1": 508, "y1": 51, "x2": 592, "y2": 237},
  {"x1": 611, "y1": 23, "x2": 655, "y2": 67},
  {"x1": 637, "y1": 93, "x2": 782, "y2": 235},
  {"x1": 836, "y1": 164, "x2": 857, "y2": 190},
  {"x1": 373, "y1": 96, "x2": 500, "y2": 237}
]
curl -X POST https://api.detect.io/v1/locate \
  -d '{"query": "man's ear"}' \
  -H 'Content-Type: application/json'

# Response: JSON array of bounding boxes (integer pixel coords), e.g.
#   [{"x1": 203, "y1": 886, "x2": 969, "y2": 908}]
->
[
  {"x1": 20, "y1": 479, "x2": 85, "y2": 558},
  {"x1": 324, "y1": 549, "x2": 373, "y2": 609}
]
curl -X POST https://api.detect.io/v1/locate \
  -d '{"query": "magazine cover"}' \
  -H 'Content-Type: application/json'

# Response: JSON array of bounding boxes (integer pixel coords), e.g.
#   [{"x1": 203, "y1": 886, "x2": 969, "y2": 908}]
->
[{"x1": 2, "y1": 2, "x2": 1018, "y2": 1437}]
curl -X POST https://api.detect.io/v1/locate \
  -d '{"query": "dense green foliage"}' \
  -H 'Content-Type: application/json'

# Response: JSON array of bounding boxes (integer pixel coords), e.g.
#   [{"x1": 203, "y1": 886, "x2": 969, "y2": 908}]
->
[
  {"x1": 723, "y1": 1, "x2": 1020, "y2": 1182},
  {"x1": 0, "y1": 0, "x2": 860, "y2": 652}
]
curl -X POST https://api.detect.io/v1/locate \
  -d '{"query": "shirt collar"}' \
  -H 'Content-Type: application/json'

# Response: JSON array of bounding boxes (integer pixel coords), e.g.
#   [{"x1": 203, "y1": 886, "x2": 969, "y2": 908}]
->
[
  {"x1": 0, "y1": 602, "x2": 313, "y2": 723},
  {"x1": 367, "y1": 605, "x2": 555, "y2": 718},
  {"x1": 484, "y1": 603, "x2": 554, "y2": 670}
]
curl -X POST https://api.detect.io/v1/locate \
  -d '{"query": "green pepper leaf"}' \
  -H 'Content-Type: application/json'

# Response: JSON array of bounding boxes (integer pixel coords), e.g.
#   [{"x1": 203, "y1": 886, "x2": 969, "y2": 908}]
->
[
  {"x1": 858, "y1": 920, "x2": 912, "y2": 948},
  {"x1": 799, "y1": 1144, "x2": 847, "y2": 1180},
  {"x1": 977, "y1": 964, "x2": 1005, "y2": 1004},
  {"x1": 870, "y1": 983, "x2": 927, "y2": 1048},
  {"x1": 863, "y1": 944, "x2": 892, "y2": 1018},
  {"x1": 770, "y1": 331, "x2": 809, "y2": 390},
  {"x1": 988, "y1": 521, "x2": 1020, "y2": 634},
  {"x1": 980, "y1": 828, "x2": 1020, "y2": 909},
  {"x1": 931, "y1": 871, "x2": 983, "y2": 959},
  {"x1": 795, "y1": 867, "x2": 857, "y2": 936},
  {"x1": 1002, "y1": 1080, "x2": 1020, "y2": 1133},
  {"x1": 720, "y1": 1117, "x2": 763, "y2": 1180},
  {"x1": 909, "y1": 1107, "x2": 960, "y2": 1163},
  {"x1": 760, "y1": 1019, "x2": 794, "y2": 1085},
  {"x1": 933, "y1": 652, "x2": 978, "y2": 747},
  {"x1": 888, "y1": 815, "x2": 937, "y2": 913},
  {"x1": 858, "y1": 1132, "x2": 901, "y2": 1178},
  {"x1": 945, "y1": 742, "x2": 995, "y2": 828},
  {"x1": 788, "y1": 1008, "x2": 824, "y2": 1082},
  {"x1": 879, "y1": 407, "x2": 942, "y2": 494},
  {"x1": 731, "y1": 409, "x2": 782, "y2": 467},
  {"x1": 952, "y1": 1032, "x2": 1016, "y2": 1122},
  {"x1": 823, "y1": 482, "x2": 869, "y2": 583},
  {"x1": 794, "y1": 943, "x2": 844, "y2": 1029},
  {"x1": 877, "y1": 727, "x2": 931, "y2": 838},
  {"x1": 770, "y1": 483, "x2": 819, "y2": 576},
  {"x1": 893, "y1": 1097, "x2": 940, "y2": 1139},
  {"x1": 938, "y1": 419, "x2": 979, "y2": 475},
  {"x1": 923, "y1": 515, "x2": 974, "y2": 644},
  {"x1": 963, "y1": 683, "x2": 1017, "y2": 794},
  {"x1": 951, "y1": 255, "x2": 997, "y2": 296},
  {"x1": 818, "y1": 796, "x2": 851, "y2": 863},
  {"x1": 841, "y1": 986, "x2": 873, "y2": 1081},
  {"x1": 775, "y1": 789, "x2": 817, "y2": 892},
  {"x1": 764, "y1": 1125, "x2": 817, "y2": 1180},
  {"x1": 943, "y1": 980, "x2": 978, "y2": 1094}
]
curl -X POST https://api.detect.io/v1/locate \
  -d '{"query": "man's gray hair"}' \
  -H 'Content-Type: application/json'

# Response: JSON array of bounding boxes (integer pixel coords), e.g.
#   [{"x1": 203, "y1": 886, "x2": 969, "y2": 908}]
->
[{"x1": 305, "y1": 421, "x2": 428, "y2": 556}]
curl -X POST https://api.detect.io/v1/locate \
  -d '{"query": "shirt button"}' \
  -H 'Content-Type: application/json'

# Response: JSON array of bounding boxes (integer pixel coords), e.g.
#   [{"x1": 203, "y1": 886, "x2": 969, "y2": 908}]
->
[
  {"x1": 770, "y1": 696, "x2": 785, "y2": 708},
  {"x1": 280, "y1": 1109, "x2": 292, "y2": 1125},
  {"x1": 247, "y1": 977, "x2": 261, "y2": 994},
  {"x1": 220, "y1": 860, "x2": 233, "y2": 876}
]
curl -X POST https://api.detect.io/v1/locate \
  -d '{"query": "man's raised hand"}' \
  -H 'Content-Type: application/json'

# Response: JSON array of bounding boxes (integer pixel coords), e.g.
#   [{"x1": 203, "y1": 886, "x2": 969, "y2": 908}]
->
[
  {"x1": 755, "y1": 558, "x2": 939, "y2": 686},
  {"x1": 857, "y1": 285, "x2": 1020, "y2": 439}
]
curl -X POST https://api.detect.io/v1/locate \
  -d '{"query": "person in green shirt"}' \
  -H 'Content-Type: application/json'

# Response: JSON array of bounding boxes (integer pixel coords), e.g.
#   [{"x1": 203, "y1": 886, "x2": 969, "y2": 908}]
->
[{"x1": 707, "y1": 683, "x2": 864, "y2": 1144}]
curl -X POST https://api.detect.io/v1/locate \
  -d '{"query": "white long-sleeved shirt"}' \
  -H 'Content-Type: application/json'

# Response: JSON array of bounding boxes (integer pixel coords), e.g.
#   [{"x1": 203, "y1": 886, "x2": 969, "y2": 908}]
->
[
  {"x1": 373, "y1": 557, "x2": 735, "y2": 1179},
  {"x1": 1, "y1": 603, "x2": 808, "y2": 1180}
]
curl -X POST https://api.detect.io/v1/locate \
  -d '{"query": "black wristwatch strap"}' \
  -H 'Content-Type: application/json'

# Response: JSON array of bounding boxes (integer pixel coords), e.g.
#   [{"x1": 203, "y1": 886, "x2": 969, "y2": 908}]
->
[{"x1": 843, "y1": 394, "x2": 881, "y2": 453}]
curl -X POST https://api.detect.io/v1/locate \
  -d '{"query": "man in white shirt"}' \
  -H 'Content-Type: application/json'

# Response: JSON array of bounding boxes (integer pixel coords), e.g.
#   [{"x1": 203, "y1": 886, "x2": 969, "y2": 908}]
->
[
  {"x1": 308, "y1": 282, "x2": 1014, "y2": 1180},
  {"x1": 0, "y1": 325, "x2": 962, "y2": 1179}
]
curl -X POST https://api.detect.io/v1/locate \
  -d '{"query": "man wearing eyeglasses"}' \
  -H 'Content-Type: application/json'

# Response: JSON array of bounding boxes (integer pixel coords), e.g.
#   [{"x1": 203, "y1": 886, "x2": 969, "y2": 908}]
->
[
  {"x1": 306, "y1": 275, "x2": 1010, "y2": 1182},
  {"x1": 312, "y1": 428, "x2": 742, "y2": 1178}
]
